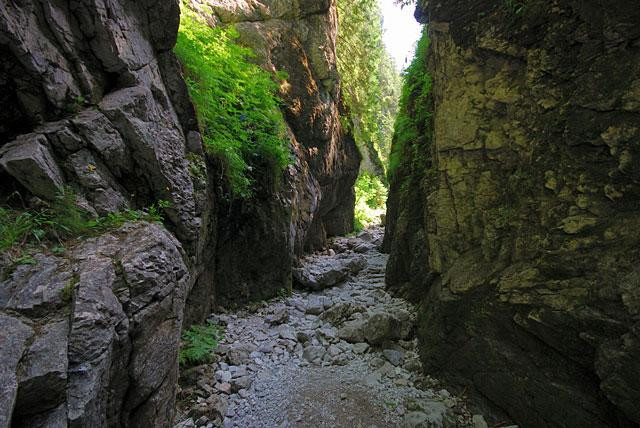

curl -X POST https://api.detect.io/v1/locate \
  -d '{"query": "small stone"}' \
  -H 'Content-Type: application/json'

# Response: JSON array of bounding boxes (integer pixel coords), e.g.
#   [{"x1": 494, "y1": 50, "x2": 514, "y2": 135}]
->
[
  {"x1": 278, "y1": 324, "x2": 297, "y2": 341},
  {"x1": 340, "y1": 393, "x2": 347, "y2": 400},
  {"x1": 215, "y1": 370, "x2": 232, "y2": 383},
  {"x1": 302, "y1": 345, "x2": 326, "y2": 363},
  {"x1": 215, "y1": 383, "x2": 232, "y2": 394},
  {"x1": 231, "y1": 376, "x2": 253, "y2": 393},
  {"x1": 296, "y1": 331, "x2": 312, "y2": 343},
  {"x1": 305, "y1": 299, "x2": 325, "y2": 315},
  {"x1": 328, "y1": 345, "x2": 342, "y2": 357},
  {"x1": 383, "y1": 349, "x2": 405, "y2": 366},
  {"x1": 352, "y1": 342, "x2": 369, "y2": 354},
  {"x1": 174, "y1": 418, "x2": 196, "y2": 428},
  {"x1": 266, "y1": 308, "x2": 289, "y2": 325},
  {"x1": 472, "y1": 415, "x2": 489, "y2": 428},
  {"x1": 370, "y1": 357, "x2": 385, "y2": 369}
]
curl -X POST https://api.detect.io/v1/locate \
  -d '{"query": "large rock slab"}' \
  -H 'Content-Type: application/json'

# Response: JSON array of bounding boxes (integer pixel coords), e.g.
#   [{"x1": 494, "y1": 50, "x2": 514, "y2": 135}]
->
[
  {"x1": 0, "y1": 133, "x2": 64, "y2": 198},
  {"x1": 0, "y1": 222, "x2": 189, "y2": 427},
  {"x1": 293, "y1": 253, "x2": 367, "y2": 291}
]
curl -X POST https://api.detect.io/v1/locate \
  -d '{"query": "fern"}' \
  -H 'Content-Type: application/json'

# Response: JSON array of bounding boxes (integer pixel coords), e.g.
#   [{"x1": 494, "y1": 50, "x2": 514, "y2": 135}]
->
[
  {"x1": 174, "y1": 8, "x2": 290, "y2": 197},
  {"x1": 179, "y1": 322, "x2": 223, "y2": 366}
]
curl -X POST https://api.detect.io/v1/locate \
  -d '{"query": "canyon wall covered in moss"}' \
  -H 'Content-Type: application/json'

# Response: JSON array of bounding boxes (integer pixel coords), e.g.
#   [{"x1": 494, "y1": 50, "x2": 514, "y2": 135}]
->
[{"x1": 384, "y1": 0, "x2": 640, "y2": 426}]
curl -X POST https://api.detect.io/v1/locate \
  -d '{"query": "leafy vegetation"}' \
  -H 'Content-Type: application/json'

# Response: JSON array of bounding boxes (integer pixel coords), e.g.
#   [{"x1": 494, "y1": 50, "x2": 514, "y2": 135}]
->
[
  {"x1": 503, "y1": 0, "x2": 527, "y2": 16},
  {"x1": 0, "y1": 188, "x2": 169, "y2": 261},
  {"x1": 388, "y1": 27, "x2": 433, "y2": 180},
  {"x1": 337, "y1": 0, "x2": 402, "y2": 171},
  {"x1": 354, "y1": 172, "x2": 388, "y2": 231},
  {"x1": 174, "y1": 8, "x2": 290, "y2": 197},
  {"x1": 179, "y1": 321, "x2": 223, "y2": 366}
]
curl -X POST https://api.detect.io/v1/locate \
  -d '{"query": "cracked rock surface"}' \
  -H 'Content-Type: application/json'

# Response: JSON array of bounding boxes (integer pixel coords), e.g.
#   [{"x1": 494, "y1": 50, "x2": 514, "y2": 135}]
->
[{"x1": 0, "y1": 222, "x2": 190, "y2": 427}]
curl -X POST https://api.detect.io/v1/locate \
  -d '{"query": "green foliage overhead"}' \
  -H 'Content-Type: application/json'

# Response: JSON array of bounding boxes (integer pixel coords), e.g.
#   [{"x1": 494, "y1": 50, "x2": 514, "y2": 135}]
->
[
  {"x1": 388, "y1": 27, "x2": 432, "y2": 179},
  {"x1": 179, "y1": 321, "x2": 223, "y2": 366},
  {"x1": 354, "y1": 172, "x2": 388, "y2": 231},
  {"x1": 337, "y1": 0, "x2": 402, "y2": 171},
  {"x1": 174, "y1": 9, "x2": 290, "y2": 197}
]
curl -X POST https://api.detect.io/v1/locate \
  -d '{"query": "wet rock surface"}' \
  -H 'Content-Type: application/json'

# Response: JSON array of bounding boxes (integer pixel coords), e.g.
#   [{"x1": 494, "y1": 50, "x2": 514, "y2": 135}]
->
[{"x1": 175, "y1": 228, "x2": 478, "y2": 428}]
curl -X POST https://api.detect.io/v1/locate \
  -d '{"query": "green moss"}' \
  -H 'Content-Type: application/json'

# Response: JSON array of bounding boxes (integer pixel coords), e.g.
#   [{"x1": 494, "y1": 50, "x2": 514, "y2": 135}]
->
[
  {"x1": 60, "y1": 275, "x2": 79, "y2": 303},
  {"x1": 186, "y1": 153, "x2": 207, "y2": 181},
  {"x1": 174, "y1": 8, "x2": 290, "y2": 198}
]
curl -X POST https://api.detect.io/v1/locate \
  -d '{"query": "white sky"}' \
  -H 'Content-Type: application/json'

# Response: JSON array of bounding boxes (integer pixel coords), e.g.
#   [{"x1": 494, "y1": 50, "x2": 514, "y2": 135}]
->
[{"x1": 379, "y1": 0, "x2": 422, "y2": 71}]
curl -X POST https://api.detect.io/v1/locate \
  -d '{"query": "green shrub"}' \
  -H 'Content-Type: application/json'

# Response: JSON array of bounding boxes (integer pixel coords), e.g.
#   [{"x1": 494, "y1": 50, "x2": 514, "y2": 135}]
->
[
  {"x1": 354, "y1": 172, "x2": 388, "y2": 230},
  {"x1": 0, "y1": 188, "x2": 169, "y2": 257},
  {"x1": 174, "y1": 9, "x2": 290, "y2": 197},
  {"x1": 388, "y1": 27, "x2": 432, "y2": 179},
  {"x1": 179, "y1": 321, "x2": 223, "y2": 366}
]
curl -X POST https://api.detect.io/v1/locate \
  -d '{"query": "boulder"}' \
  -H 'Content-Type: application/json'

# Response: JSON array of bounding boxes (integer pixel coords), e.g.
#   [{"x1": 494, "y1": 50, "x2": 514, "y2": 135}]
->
[{"x1": 293, "y1": 253, "x2": 367, "y2": 291}]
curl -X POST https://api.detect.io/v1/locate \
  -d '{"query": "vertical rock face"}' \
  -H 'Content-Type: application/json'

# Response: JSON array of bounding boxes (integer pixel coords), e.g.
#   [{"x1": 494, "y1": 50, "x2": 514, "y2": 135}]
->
[
  {"x1": 0, "y1": 0, "x2": 203, "y2": 248},
  {"x1": 0, "y1": 223, "x2": 190, "y2": 427},
  {"x1": 385, "y1": 0, "x2": 640, "y2": 426},
  {"x1": 0, "y1": 1, "x2": 203, "y2": 425},
  {"x1": 189, "y1": 0, "x2": 360, "y2": 306}
]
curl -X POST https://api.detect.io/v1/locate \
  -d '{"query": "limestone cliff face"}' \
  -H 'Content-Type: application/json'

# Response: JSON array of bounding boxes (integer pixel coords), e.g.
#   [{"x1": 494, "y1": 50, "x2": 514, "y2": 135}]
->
[
  {"x1": 188, "y1": 0, "x2": 360, "y2": 306},
  {"x1": 385, "y1": 0, "x2": 640, "y2": 426},
  {"x1": 0, "y1": 0, "x2": 356, "y2": 424},
  {"x1": 0, "y1": 1, "x2": 202, "y2": 426}
]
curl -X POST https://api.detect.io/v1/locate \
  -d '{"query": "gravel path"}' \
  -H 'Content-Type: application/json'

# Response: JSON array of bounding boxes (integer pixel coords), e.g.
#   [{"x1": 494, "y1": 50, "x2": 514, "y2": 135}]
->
[{"x1": 175, "y1": 228, "x2": 482, "y2": 428}]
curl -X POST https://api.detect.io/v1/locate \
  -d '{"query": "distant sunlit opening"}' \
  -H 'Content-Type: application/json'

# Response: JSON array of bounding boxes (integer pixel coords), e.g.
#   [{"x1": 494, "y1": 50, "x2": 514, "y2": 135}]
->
[{"x1": 379, "y1": 0, "x2": 422, "y2": 71}]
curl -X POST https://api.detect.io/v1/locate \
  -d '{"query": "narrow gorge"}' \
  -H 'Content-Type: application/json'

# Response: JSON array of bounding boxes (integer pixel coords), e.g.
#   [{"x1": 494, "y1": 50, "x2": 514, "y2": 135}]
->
[{"x1": 0, "y1": 0, "x2": 638, "y2": 428}]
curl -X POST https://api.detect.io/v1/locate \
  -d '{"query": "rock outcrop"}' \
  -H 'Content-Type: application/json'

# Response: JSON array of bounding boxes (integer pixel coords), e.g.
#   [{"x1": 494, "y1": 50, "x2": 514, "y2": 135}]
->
[
  {"x1": 0, "y1": 0, "x2": 358, "y2": 424},
  {"x1": 189, "y1": 0, "x2": 360, "y2": 306},
  {"x1": 0, "y1": 1, "x2": 205, "y2": 424},
  {"x1": 0, "y1": 223, "x2": 189, "y2": 427},
  {"x1": 384, "y1": 1, "x2": 640, "y2": 427}
]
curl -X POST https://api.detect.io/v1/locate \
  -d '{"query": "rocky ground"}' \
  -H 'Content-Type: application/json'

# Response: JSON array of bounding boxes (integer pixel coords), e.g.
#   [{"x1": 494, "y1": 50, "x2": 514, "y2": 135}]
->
[{"x1": 174, "y1": 228, "x2": 491, "y2": 428}]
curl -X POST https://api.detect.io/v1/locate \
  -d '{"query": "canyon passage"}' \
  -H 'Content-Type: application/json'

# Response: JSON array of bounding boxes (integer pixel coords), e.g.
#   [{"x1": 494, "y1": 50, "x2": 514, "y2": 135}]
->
[{"x1": 1, "y1": 1, "x2": 639, "y2": 428}]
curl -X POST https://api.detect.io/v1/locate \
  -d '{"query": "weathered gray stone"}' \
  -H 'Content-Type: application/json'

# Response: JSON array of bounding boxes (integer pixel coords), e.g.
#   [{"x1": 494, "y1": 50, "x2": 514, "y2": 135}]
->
[
  {"x1": 293, "y1": 253, "x2": 367, "y2": 291},
  {"x1": 302, "y1": 345, "x2": 326, "y2": 363},
  {"x1": 0, "y1": 254, "x2": 70, "y2": 316},
  {"x1": 14, "y1": 320, "x2": 69, "y2": 417},
  {"x1": 0, "y1": 314, "x2": 34, "y2": 428},
  {"x1": 0, "y1": 134, "x2": 64, "y2": 199}
]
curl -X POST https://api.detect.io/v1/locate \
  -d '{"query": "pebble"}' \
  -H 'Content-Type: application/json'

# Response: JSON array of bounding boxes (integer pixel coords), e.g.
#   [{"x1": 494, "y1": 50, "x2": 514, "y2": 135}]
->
[{"x1": 175, "y1": 227, "x2": 478, "y2": 428}]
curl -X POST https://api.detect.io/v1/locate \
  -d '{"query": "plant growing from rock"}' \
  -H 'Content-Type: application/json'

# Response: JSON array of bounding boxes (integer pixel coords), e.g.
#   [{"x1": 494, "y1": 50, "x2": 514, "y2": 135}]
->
[
  {"x1": 174, "y1": 8, "x2": 290, "y2": 198},
  {"x1": 179, "y1": 321, "x2": 223, "y2": 366},
  {"x1": 0, "y1": 188, "x2": 171, "y2": 262}
]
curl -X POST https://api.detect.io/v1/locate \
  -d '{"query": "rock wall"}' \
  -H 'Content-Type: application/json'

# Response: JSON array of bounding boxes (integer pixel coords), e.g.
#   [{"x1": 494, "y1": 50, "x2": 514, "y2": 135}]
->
[
  {"x1": 189, "y1": 0, "x2": 360, "y2": 307},
  {"x1": 0, "y1": 0, "x2": 206, "y2": 425},
  {"x1": 384, "y1": 0, "x2": 640, "y2": 426},
  {"x1": 1, "y1": 223, "x2": 190, "y2": 427},
  {"x1": 0, "y1": 0, "x2": 357, "y2": 424}
]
